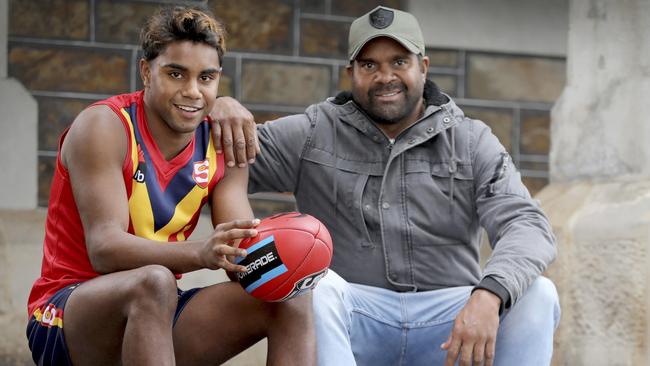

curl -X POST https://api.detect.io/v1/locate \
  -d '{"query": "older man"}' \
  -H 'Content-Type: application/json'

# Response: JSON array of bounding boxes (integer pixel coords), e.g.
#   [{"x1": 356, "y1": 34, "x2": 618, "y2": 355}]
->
[{"x1": 213, "y1": 6, "x2": 560, "y2": 366}]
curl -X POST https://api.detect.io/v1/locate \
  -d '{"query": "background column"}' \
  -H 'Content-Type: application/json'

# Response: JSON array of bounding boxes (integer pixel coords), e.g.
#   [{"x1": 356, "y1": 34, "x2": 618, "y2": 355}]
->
[
  {"x1": 0, "y1": 0, "x2": 37, "y2": 209},
  {"x1": 541, "y1": 0, "x2": 650, "y2": 364}
]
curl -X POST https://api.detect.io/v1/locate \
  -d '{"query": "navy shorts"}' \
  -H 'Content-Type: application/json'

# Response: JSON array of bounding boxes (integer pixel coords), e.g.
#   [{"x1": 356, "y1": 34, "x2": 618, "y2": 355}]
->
[{"x1": 26, "y1": 284, "x2": 202, "y2": 366}]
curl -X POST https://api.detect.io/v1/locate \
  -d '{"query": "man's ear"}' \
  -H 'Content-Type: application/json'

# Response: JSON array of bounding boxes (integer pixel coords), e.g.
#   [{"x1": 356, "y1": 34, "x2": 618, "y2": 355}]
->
[
  {"x1": 346, "y1": 63, "x2": 353, "y2": 79},
  {"x1": 140, "y1": 58, "x2": 151, "y2": 88},
  {"x1": 420, "y1": 55, "x2": 430, "y2": 76}
]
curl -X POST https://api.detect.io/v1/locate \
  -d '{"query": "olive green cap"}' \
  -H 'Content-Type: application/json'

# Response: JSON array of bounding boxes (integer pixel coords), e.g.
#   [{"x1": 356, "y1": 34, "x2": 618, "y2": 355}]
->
[{"x1": 348, "y1": 6, "x2": 425, "y2": 61}]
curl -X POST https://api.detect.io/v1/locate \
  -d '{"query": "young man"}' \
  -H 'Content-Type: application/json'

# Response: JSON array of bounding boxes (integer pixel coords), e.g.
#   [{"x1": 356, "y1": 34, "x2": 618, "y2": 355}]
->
[
  {"x1": 213, "y1": 6, "x2": 560, "y2": 366},
  {"x1": 26, "y1": 6, "x2": 315, "y2": 366}
]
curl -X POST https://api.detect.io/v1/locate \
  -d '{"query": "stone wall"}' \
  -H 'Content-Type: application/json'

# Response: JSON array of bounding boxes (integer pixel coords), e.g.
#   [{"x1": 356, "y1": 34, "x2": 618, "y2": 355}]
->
[{"x1": 6, "y1": 0, "x2": 565, "y2": 208}]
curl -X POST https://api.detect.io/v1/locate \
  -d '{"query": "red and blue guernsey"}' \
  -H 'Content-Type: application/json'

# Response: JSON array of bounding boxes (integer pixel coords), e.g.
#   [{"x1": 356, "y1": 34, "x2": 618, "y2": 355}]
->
[{"x1": 27, "y1": 90, "x2": 224, "y2": 321}]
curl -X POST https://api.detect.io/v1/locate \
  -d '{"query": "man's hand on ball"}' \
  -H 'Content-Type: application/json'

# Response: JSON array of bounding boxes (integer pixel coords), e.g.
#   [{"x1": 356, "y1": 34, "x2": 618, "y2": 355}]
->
[{"x1": 201, "y1": 219, "x2": 260, "y2": 272}]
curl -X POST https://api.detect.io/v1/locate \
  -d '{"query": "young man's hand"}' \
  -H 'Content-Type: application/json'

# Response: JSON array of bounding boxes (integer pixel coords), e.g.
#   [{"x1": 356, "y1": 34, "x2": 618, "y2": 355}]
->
[
  {"x1": 441, "y1": 289, "x2": 501, "y2": 366},
  {"x1": 199, "y1": 218, "x2": 259, "y2": 272},
  {"x1": 210, "y1": 96, "x2": 260, "y2": 168}
]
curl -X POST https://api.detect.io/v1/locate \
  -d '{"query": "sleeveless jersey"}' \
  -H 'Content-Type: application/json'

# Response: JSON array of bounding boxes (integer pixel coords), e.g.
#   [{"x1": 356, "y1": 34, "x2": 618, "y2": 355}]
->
[{"x1": 27, "y1": 90, "x2": 224, "y2": 317}]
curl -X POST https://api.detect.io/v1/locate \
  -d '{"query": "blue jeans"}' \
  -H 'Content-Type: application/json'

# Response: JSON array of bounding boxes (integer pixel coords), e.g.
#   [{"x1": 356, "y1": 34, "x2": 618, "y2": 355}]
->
[{"x1": 313, "y1": 270, "x2": 560, "y2": 366}]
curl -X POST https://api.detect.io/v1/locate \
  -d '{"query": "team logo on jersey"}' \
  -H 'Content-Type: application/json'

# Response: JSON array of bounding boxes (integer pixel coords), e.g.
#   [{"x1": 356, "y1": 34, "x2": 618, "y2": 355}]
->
[
  {"x1": 133, "y1": 144, "x2": 146, "y2": 183},
  {"x1": 133, "y1": 165, "x2": 146, "y2": 183},
  {"x1": 193, "y1": 159, "x2": 210, "y2": 188}
]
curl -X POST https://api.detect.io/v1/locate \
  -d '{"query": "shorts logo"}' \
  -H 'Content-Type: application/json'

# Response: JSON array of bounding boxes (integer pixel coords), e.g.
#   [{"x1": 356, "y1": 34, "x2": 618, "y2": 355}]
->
[
  {"x1": 40, "y1": 303, "x2": 61, "y2": 327},
  {"x1": 193, "y1": 159, "x2": 209, "y2": 188}
]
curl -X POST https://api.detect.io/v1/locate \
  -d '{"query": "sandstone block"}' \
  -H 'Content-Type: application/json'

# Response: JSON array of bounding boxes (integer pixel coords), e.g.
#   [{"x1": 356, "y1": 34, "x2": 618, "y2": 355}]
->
[
  {"x1": 521, "y1": 110, "x2": 550, "y2": 155},
  {"x1": 428, "y1": 74, "x2": 457, "y2": 96},
  {"x1": 36, "y1": 97, "x2": 90, "y2": 152},
  {"x1": 242, "y1": 61, "x2": 330, "y2": 106},
  {"x1": 37, "y1": 157, "x2": 55, "y2": 207},
  {"x1": 467, "y1": 54, "x2": 565, "y2": 103},
  {"x1": 9, "y1": 44, "x2": 130, "y2": 94},
  {"x1": 462, "y1": 106, "x2": 514, "y2": 153},
  {"x1": 301, "y1": 19, "x2": 349, "y2": 59},
  {"x1": 425, "y1": 49, "x2": 459, "y2": 68},
  {"x1": 210, "y1": 0, "x2": 292, "y2": 54},
  {"x1": 9, "y1": 0, "x2": 89, "y2": 40},
  {"x1": 95, "y1": 0, "x2": 160, "y2": 44}
]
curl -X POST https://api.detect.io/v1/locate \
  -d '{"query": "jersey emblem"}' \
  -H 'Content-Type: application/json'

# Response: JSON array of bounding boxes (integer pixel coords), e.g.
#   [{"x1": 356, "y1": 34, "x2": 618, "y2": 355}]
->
[
  {"x1": 133, "y1": 168, "x2": 145, "y2": 183},
  {"x1": 193, "y1": 159, "x2": 210, "y2": 188},
  {"x1": 133, "y1": 144, "x2": 146, "y2": 183}
]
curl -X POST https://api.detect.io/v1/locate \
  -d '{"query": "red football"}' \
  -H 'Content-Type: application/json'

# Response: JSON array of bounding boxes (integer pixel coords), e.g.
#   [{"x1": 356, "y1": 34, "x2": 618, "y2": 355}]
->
[{"x1": 235, "y1": 212, "x2": 333, "y2": 302}]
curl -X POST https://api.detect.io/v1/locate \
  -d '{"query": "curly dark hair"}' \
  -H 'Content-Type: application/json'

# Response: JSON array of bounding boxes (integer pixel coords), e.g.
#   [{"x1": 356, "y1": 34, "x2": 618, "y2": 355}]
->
[{"x1": 140, "y1": 5, "x2": 226, "y2": 64}]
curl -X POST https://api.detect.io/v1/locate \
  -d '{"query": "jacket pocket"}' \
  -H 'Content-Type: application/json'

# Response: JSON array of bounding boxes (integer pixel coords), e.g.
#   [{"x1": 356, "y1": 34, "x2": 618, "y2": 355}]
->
[
  {"x1": 404, "y1": 159, "x2": 476, "y2": 245},
  {"x1": 429, "y1": 162, "x2": 474, "y2": 198},
  {"x1": 301, "y1": 149, "x2": 382, "y2": 248}
]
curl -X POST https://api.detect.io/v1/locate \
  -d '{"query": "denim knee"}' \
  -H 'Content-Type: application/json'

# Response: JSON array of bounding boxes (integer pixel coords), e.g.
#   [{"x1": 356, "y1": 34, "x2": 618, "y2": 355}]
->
[
  {"x1": 315, "y1": 270, "x2": 348, "y2": 296},
  {"x1": 313, "y1": 270, "x2": 350, "y2": 315},
  {"x1": 517, "y1": 276, "x2": 561, "y2": 328}
]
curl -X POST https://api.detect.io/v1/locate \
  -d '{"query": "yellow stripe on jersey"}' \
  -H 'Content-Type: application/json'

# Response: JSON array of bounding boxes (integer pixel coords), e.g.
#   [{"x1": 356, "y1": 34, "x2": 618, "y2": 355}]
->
[
  {"x1": 129, "y1": 181, "x2": 160, "y2": 240},
  {"x1": 121, "y1": 108, "x2": 159, "y2": 240},
  {"x1": 121, "y1": 108, "x2": 139, "y2": 177}
]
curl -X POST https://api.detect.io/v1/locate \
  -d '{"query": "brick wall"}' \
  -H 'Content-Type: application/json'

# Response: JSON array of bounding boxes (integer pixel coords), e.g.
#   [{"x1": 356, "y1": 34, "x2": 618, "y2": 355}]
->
[{"x1": 7, "y1": 0, "x2": 564, "y2": 208}]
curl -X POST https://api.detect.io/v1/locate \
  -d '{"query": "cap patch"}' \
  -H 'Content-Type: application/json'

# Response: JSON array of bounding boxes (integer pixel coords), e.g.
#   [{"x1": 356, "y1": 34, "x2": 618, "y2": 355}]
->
[{"x1": 369, "y1": 8, "x2": 394, "y2": 29}]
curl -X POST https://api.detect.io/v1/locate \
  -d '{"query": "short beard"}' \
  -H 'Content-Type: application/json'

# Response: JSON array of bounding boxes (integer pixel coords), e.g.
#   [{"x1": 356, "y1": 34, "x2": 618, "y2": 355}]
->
[{"x1": 353, "y1": 81, "x2": 423, "y2": 125}]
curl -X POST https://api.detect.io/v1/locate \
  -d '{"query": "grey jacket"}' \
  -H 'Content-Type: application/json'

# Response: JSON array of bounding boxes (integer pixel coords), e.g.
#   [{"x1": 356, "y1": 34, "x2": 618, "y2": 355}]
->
[{"x1": 249, "y1": 81, "x2": 556, "y2": 308}]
